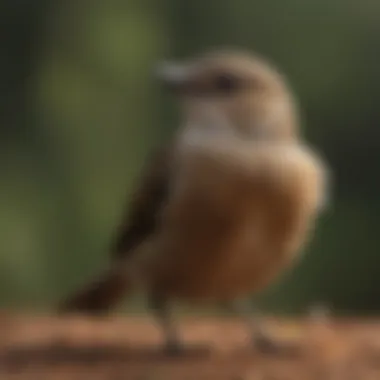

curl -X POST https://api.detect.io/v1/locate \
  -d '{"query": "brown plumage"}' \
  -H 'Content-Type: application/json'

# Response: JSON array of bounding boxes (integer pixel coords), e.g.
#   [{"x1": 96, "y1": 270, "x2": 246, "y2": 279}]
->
[{"x1": 59, "y1": 49, "x2": 328, "y2": 354}]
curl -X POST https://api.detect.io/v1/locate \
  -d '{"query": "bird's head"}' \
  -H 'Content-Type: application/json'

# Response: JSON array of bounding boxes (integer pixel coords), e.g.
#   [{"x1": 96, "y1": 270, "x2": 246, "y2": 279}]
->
[{"x1": 156, "y1": 49, "x2": 299, "y2": 142}]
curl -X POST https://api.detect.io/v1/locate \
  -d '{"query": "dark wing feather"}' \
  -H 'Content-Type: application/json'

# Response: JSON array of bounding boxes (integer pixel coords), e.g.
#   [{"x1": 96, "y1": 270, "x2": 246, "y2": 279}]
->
[{"x1": 111, "y1": 144, "x2": 173, "y2": 260}]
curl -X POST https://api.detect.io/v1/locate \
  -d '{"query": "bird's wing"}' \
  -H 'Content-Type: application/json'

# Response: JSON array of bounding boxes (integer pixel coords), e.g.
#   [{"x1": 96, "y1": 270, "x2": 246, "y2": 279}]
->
[{"x1": 110, "y1": 144, "x2": 173, "y2": 260}]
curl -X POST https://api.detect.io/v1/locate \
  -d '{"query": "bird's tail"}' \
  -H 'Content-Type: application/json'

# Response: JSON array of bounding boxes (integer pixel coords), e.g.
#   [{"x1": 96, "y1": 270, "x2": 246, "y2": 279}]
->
[{"x1": 58, "y1": 264, "x2": 133, "y2": 314}]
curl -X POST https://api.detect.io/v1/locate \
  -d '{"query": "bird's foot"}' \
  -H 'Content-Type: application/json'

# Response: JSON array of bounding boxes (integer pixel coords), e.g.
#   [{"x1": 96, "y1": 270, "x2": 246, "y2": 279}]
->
[
  {"x1": 252, "y1": 332, "x2": 301, "y2": 357},
  {"x1": 162, "y1": 340, "x2": 186, "y2": 357}
]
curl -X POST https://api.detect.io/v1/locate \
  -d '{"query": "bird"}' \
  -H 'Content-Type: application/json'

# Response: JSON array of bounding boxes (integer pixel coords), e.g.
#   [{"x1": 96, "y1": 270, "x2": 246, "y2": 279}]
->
[{"x1": 58, "y1": 49, "x2": 329, "y2": 355}]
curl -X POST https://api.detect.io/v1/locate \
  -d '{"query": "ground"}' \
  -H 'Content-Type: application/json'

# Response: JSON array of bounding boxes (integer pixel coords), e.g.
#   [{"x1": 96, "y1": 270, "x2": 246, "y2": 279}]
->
[{"x1": 1, "y1": 313, "x2": 380, "y2": 379}]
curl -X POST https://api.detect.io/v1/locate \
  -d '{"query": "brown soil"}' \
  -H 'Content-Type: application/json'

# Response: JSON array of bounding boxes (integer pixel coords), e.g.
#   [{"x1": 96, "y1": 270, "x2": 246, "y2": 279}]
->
[{"x1": 1, "y1": 313, "x2": 380, "y2": 379}]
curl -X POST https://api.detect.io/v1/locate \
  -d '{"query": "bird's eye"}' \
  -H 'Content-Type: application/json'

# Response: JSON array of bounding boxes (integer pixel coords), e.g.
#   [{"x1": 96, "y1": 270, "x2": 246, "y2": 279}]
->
[{"x1": 214, "y1": 74, "x2": 240, "y2": 94}]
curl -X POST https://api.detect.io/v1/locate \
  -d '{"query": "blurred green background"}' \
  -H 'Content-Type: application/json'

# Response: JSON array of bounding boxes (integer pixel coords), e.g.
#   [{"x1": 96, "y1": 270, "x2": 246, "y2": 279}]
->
[{"x1": 1, "y1": 0, "x2": 379, "y2": 314}]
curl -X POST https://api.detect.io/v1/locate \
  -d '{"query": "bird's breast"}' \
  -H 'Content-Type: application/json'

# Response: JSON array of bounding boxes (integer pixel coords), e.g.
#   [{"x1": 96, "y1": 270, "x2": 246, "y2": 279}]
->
[{"x1": 147, "y1": 141, "x2": 325, "y2": 300}]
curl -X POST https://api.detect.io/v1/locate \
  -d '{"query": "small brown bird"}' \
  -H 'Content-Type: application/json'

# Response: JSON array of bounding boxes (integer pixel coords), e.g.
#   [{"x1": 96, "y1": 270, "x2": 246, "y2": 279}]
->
[{"x1": 59, "y1": 49, "x2": 328, "y2": 354}]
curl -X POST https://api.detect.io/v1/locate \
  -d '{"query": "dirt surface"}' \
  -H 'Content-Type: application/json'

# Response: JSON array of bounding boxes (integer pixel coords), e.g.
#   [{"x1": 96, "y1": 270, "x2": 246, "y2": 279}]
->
[{"x1": 1, "y1": 313, "x2": 380, "y2": 379}]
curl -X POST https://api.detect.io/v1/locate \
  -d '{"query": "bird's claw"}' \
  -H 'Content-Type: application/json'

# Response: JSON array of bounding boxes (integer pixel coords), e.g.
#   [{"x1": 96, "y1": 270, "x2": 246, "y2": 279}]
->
[
  {"x1": 162, "y1": 341, "x2": 185, "y2": 357},
  {"x1": 252, "y1": 333, "x2": 301, "y2": 357}
]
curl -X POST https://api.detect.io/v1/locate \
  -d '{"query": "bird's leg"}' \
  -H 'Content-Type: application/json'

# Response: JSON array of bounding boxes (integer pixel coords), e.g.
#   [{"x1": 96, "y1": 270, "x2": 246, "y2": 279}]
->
[
  {"x1": 224, "y1": 298, "x2": 296, "y2": 355},
  {"x1": 224, "y1": 298, "x2": 274, "y2": 352},
  {"x1": 148, "y1": 294, "x2": 184, "y2": 356}
]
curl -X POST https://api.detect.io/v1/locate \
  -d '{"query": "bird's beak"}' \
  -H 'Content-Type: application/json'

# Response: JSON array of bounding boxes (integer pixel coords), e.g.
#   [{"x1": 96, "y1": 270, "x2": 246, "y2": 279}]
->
[{"x1": 155, "y1": 61, "x2": 192, "y2": 92}]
